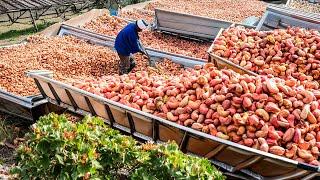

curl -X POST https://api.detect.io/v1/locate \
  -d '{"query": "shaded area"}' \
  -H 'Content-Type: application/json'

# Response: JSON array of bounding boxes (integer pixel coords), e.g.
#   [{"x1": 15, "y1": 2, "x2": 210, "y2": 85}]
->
[
  {"x1": 0, "y1": 21, "x2": 55, "y2": 41},
  {"x1": 0, "y1": 112, "x2": 30, "y2": 179}
]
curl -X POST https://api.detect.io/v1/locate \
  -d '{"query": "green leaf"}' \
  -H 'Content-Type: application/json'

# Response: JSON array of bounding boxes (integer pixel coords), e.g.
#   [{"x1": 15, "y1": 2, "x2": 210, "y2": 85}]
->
[
  {"x1": 55, "y1": 154, "x2": 64, "y2": 165},
  {"x1": 36, "y1": 139, "x2": 50, "y2": 153},
  {"x1": 12, "y1": 113, "x2": 225, "y2": 180},
  {"x1": 91, "y1": 160, "x2": 102, "y2": 170}
]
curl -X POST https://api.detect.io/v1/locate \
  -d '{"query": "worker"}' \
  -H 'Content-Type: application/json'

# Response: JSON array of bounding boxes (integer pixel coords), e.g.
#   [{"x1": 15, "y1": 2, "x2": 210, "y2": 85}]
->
[{"x1": 114, "y1": 19, "x2": 150, "y2": 75}]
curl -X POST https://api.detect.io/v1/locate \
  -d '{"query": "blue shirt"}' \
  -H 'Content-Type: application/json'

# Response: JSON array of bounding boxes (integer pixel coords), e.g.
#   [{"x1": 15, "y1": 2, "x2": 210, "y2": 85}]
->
[{"x1": 114, "y1": 23, "x2": 142, "y2": 56}]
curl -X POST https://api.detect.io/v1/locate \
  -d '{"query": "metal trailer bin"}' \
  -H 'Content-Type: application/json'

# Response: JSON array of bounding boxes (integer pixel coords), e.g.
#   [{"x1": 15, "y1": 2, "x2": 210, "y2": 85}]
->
[
  {"x1": 0, "y1": 44, "x2": 50, "y2": 121},
  {"x1": 207, "y1": 28, "x2": 259, "y2": 76},
  {"x1": 153, "y1": 8, "x2": 256, "y2": 41},
  {"x1": 21, "y1": 21, "x2": 320, "y2": 179},
  {"x1": 66, "y1": 13, "x2": 225, "y2": 62},
  {"x1": 26, "y1": 71, "x2": 320, "y2": 180},
  {"x1": 256, "y1": 4, "x2": 320, "y2": 31},
  {"x1": 207, "y1": 17, "x2": 319, "y2": 76},
  {"x1": 0, "y1": 89, "x2": 48, "y2": 121}
]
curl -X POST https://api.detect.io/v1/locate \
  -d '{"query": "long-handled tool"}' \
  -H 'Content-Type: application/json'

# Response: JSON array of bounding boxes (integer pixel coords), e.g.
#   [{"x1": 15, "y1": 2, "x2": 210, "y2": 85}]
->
[
  {"x1": 139, "y1": 40, "x2": 156, "y2": 67},
  {"x1": 144, "y1": 49, "x2": 156, "y2": 67},
  {"x1": 141, "y1": 50, "x2": 166, "y2": 75}
]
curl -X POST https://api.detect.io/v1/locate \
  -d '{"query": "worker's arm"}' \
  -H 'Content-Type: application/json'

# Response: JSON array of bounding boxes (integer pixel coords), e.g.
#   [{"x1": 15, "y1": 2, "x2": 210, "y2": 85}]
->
[
  {"x1": 127, "y1": 31, "x2": 145, "y2": 54},
  {"x1": 126, "y1": 26, "x2": 151, "y2": 61}
]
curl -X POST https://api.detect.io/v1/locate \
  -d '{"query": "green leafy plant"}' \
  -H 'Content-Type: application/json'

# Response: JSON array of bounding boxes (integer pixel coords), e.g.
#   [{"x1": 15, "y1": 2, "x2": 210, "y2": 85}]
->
[
  {"x1": 11, "y1": 113, "x2": 225, "y2": 180},
  {"x1": 131, "y1": 143, "x2": 224, "y2": 180},
  {"x1": 11, "y1": 114, "x2": 141, "y2": 179}
]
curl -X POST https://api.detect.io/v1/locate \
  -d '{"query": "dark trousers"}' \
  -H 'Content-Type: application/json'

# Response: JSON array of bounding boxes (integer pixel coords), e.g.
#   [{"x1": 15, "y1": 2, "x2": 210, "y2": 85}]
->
[{"x1": 118, "y1": 53, "x2": 135, "y2": 75}]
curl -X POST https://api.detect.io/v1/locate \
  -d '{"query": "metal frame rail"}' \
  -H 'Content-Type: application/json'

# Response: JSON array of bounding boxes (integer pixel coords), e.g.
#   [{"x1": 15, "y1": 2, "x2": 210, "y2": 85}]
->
[
  {"x1": 256, "y1": 4, "x2": 320, "y2": 30},
  {"x1": 154, "y1": 8, "x2": 255, "y2": 41},
  {"x1": 0, "y1": 0, "x2": 96, "y2": 30},
  {"x1": 26, "y1": 71, "x2": 320, "y2": 180}
]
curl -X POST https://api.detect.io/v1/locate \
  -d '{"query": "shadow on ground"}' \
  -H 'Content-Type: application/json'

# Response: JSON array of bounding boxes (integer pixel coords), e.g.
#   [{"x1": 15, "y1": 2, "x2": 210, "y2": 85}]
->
[{"x1": 0, "y1": 21, "x2": 55, "y2": 41}]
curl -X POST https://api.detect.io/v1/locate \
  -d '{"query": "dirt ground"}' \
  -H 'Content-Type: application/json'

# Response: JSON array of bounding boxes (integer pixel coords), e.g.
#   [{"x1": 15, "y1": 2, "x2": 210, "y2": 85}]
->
[
  {"x1": 0, "y1": 112, "x2": 30, "y2": 179},
  {"x1": 0, "y1": 21, "x2": 51, "y2": 46},
  {"x1": 0, "y1": 10, "x2": 89, "y2": 46},
  {"x1": 0, "y1": 146, "x2": 15, "y2": 179}
]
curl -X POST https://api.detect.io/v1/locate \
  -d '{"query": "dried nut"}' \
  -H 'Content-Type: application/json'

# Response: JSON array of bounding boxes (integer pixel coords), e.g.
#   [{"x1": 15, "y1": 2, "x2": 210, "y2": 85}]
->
[
  {"x1": 265, "y1": 102, "x2": 280, "y2": 113},
  {"x1": 202, "y1": 125, "x2": 209, "y2": 133},
  {"x1": 237, "y1": 126, "x2": 246, "y2": 135},
  {"x1": 216, "y1": 132, "x2": 229, "y2": 140},
  {"x1": 298, "y1": 149, "x2": 313, "y2": 160},
  {"x1": 305, "y1": 133, "x2": 315, "y2": 141},
  {"x1": 301, "y1": 104, "x2": 310, "y2": 120},
  {"x1": 293, "y1": 128, "x2": 302, "y2": 144},
  {"x1": 269, "y1": 146, "x2": 285, "y2": 156},
  {"x1": 285, "y1": 145, "x2": 297, "y2": 158},
  {"x1": 255, "y1": 124, "x2": 268, "y2": 138},
  {"x1": 266, "y1": 80, "x2": 279, "y2": 94},
  {"x1": 184, "y1": 119, "x2": 195, "y2": 127},
  {"x1": 283, "y1": 128, "x2": 295, "y2": 142},
  {"x1": 311, "y1": 147, "x2": 319, "y2": 155},
  {"x1": 197, "y1": 114, "x2": 205, "y2": 123},
  {"x1": 191, "y1": 123, "x2": 204, "y2": 130},
  {"x1": 255, "y1": 109, "x2": 269, "y2": 121},
  {"x1": 208, "y1": 124, "x2": 218, "y2": 136},
  {"x1": 167, "y1": 112, "x2": 178, "y2": 122},
  {"x1": 179, "y1": 96, "x2": 189, "y2": 107},
  {"x1": 244, "y1": 138, "x2": 254, "y2": 147},
  {"x1": 258, "y1": 138, "x2": 269, "y2": 152}
]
